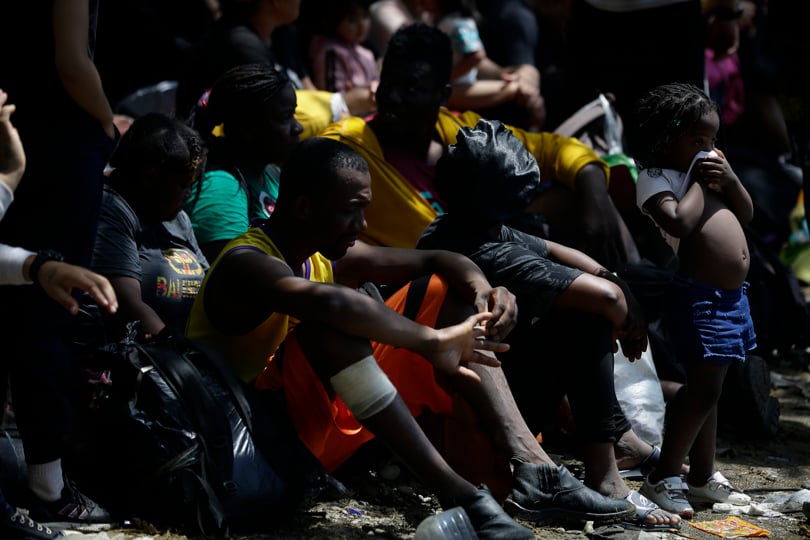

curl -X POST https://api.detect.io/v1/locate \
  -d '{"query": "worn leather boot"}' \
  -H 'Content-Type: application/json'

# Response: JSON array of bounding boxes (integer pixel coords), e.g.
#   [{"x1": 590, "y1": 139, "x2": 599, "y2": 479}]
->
[
  {"x1": 504, "y1": 461, "x2": 636, "y2": 525},
  {"x1": 452, "y1": 484, "x2": 535, "y2": 540}
]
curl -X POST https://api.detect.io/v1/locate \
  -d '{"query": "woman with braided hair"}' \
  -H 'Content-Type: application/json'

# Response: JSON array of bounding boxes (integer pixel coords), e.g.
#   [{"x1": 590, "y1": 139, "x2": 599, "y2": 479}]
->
[{"x1": 186, "y1": 64, "x2": 303, "y2": 263}]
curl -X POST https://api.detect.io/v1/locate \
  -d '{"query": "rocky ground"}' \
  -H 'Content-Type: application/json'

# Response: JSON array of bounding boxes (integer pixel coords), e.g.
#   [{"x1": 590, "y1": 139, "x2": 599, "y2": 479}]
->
[{"x1": 62, "y1": 347, "x2": 810, "y2": 540}]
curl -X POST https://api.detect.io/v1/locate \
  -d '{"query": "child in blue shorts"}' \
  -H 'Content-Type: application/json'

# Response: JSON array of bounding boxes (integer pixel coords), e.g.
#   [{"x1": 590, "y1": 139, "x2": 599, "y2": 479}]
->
[{"x1": 632, "y1": 82, "x2": 756, "y2": 518}]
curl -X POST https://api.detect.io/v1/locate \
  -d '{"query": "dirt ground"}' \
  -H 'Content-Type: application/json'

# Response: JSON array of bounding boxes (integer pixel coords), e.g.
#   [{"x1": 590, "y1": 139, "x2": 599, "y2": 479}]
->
[{"x1": 77, "y1": 348, "x2": 810, "y2": 540}]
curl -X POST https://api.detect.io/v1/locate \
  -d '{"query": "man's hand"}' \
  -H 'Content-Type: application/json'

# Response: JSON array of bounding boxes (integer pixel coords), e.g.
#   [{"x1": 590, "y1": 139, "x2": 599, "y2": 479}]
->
[
  {"x1": 596, "y1": 269, "x2": 648, "y2": 361},
  {"x1": 615, "y1": 310, "x2": 648, "y2": 362},
  {"x1": 473, "y1": 286, "x2": 518, "y2": 342},
  {"x1": 598, "y1": 271, "x2": 648, "y2": 360},
  {"x1": 427, "y1": 312, "x2": 509, "y2": 381},
  {"x1": 0, "y1": 89, "x2": 26, "y2": 192}
]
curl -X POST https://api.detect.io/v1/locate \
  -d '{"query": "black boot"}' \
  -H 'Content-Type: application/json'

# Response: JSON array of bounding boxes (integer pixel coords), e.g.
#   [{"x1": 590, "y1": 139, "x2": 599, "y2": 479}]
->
[
  {"x1": 453, "y1": 485, "x2": 535, "y2": 540},
  {"x1": 504, "y1": 462, "x2": 635, "y2": 525}
]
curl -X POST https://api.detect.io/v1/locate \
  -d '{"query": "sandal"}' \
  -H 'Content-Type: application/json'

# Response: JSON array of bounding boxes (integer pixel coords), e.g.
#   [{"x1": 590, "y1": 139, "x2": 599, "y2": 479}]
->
[
  {"x1": 619, "y1": 445, "x2": 660, "y2": 480},
  {"x1": 620, "y1": 489, "x2": 681, "y2": 531}
]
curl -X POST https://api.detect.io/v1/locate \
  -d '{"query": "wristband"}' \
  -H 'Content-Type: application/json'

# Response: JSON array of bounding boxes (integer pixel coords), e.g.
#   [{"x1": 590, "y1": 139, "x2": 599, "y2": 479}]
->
[{"x1": 29, "y1": 249, "x2": 64, "y2": 284}]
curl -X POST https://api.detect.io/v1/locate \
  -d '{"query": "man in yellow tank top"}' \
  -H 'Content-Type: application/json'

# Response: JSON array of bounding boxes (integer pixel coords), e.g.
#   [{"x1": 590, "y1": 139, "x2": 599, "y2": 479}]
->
[{"x1": 187, "y1": 137, "x2": 636, "y2": 535}]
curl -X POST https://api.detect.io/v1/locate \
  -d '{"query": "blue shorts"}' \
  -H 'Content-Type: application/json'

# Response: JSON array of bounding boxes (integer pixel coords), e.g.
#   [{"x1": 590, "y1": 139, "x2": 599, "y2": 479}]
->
[{"x1": 665, "y1": 274, "x2": 757, "y2": 365}]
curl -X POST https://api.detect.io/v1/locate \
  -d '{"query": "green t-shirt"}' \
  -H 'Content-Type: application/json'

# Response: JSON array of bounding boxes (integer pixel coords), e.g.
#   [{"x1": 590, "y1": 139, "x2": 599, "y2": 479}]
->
[{"x1": 185, "y1": 166, "x2": 280, "y2": 245}]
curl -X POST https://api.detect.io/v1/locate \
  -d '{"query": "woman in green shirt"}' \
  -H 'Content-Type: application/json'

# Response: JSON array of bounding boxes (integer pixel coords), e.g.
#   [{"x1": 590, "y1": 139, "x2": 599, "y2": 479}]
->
[{"x1": 187, "y1": 64, "x2": 303, "y2": 262}]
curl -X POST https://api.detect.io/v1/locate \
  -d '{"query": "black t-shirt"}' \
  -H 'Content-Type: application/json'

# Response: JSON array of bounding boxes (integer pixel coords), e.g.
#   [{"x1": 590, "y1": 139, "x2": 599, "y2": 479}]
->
[{"x1": 417, "y1": 214, "x2": 582, "y2": 319}]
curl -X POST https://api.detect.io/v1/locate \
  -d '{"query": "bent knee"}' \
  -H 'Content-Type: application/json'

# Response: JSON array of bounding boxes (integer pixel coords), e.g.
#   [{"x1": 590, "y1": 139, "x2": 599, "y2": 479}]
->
[{"x1": 295, "y1": 321, "x2": 373, "y2": 369}]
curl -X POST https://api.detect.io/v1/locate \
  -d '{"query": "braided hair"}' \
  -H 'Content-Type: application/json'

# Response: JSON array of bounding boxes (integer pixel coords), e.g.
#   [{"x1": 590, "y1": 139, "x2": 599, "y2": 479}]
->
[
  {"x1": 629, "y1": 82, "x2": 719, "y2": 171},
  {"x1": 187, "y1": 63, "x2": 290, "y2": 210},
  {"x1": 109, "y1": 113, "x2": 205, "y2": 185},
  {"x1": 193, "y1": 63, "x2": 289, "y2": 151}
]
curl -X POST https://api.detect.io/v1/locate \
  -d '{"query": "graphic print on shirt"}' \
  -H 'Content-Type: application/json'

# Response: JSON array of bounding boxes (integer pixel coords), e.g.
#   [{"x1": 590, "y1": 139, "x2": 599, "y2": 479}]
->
[{"x1": 156, "y1": 248, "x2": 205, "y2": 299}]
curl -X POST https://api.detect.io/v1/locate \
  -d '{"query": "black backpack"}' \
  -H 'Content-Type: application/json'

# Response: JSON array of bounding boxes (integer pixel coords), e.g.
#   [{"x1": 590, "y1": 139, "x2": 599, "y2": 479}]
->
[{"x1": 71, "y1": 327, "x2": 328, "y2": 537}]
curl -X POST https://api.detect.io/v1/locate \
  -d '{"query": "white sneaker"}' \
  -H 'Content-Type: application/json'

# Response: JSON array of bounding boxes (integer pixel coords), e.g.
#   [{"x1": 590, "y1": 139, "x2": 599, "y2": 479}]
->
[
  {"x1": 687, "y1": 471, "x2": 751, "y2": 505},
  {"x1": 640, "y1": 475, "x2": 694, "y2": 518}
]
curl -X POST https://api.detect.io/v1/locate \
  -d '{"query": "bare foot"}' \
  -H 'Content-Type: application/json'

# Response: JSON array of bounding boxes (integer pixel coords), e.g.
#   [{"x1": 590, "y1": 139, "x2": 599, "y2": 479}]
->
[
  {"x1": 615, "y1": 441, "x2": 690, "y2": 476},
  {"x1": 640, "y1": 504, "x2": 681, "y2": 527},
  {"x1": 626, "y1": 489, "x2": 681, "y2": 528}
]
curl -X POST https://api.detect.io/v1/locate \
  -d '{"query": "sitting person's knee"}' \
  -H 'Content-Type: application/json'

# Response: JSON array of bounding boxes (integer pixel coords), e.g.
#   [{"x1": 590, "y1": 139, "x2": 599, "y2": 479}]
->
[{"x1": 296, "y1": 322, "x2": 372, "y2": 370}]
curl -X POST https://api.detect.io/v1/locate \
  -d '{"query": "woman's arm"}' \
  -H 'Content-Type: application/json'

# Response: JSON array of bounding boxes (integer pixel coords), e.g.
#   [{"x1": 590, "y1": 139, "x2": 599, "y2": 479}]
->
[
  {"x1": 52, "y1": 0, "x2": 115, "y2": 139},
  {"x1": 107, "y1": 275, "x2": 166, "y2": 338}
]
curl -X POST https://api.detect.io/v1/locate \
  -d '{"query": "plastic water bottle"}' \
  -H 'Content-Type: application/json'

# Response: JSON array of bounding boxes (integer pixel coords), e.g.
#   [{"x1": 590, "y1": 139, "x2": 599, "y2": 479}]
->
[{"x1": 413, "y1": 506, "x2": 478, "y2": 539}]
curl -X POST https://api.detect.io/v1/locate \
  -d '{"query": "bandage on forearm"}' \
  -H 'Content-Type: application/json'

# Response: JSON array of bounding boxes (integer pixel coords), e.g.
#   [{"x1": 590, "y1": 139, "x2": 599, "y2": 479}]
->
[{"x1": 329, "y1": 356, "x2": 397, "y2": 419}]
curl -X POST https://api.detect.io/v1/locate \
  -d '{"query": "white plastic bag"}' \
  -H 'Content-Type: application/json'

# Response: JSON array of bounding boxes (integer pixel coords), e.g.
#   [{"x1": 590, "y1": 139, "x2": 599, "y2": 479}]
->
[{"x1": 613, "y1": 343, "x2": 665, "y2": 446}]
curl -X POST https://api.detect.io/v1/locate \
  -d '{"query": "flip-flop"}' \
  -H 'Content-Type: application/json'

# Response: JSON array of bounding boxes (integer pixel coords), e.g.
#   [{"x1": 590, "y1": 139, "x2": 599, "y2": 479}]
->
[
  {"x1": 620, "y1": 489, "x2": 681, "y2": 531},
  {"x1": 619, "y1": 445, "x2": 660, "y2": 480}
]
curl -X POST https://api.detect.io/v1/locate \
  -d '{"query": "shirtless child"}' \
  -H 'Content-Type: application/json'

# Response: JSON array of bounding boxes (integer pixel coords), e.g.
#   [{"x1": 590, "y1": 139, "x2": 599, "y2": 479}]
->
[{"x1": 631, "y1": 82, "x2": 755, "y2": 518}]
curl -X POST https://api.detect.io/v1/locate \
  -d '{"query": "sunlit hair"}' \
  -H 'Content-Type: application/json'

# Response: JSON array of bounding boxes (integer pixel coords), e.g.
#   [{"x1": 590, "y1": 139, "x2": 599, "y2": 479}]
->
[
  {"x1": 629, "y1": 82, "x2": 719, "y2": 171},
  {"x1": 193, "y1": 63, "x2": 289, "y2": 144},
  {"x1": 187, "y1": 64, "x2": 290, "y2": 211}
]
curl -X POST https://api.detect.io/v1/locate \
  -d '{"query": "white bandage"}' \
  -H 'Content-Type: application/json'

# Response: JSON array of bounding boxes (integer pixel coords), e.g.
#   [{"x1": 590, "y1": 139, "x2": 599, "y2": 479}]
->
[
  {"x1": 0, "y1": 181, "x2": 14, "y2": 219},
  {"x1": 329, "y1": 356, "x2": 397, "y2": 420}
]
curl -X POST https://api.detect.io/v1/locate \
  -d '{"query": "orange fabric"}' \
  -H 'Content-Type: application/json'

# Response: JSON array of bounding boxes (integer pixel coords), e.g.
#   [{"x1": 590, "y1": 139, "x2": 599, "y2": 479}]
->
[
  {"x1": 419, "y1": 398, "x2": 513, "y2": 502},
  {"x1": 255, "y1": 275, "x2": 454, "y2": 473}
]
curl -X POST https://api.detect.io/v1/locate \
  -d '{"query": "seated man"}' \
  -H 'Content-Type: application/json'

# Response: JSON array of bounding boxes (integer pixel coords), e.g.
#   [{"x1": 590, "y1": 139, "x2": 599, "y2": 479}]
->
[
  {"x1": 319, "y1": 22, "x2": 639, "y2": 271},
  {"x1": 417, "y1": 118, "x2": 681, "y2": 530},
  {"x1": 185, "y1": 136, "x2": 636, "y2": 536}
]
